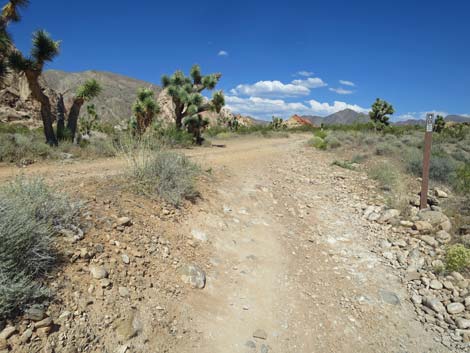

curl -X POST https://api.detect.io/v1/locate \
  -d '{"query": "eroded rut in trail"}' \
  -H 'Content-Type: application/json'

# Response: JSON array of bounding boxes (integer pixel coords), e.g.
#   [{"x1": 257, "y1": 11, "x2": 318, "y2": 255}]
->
[{"x1": 178, "y1": 136, "x2": 450, "y2": 353}]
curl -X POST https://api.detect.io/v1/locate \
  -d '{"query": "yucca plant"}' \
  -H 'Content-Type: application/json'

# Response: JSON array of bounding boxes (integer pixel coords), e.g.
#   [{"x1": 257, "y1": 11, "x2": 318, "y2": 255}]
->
[
  {"x1": 65, "y1": 79, "x2": 102, "y2": 139},
  {"x1": 132, "y1": 88, "x2": 159, "y2": 135},
  {"x1": 8, "y1": 30, "x2": 60, "y2": 145},
  {"x1": 161, "y1": 64, "x2": 225, "y2": 130}
]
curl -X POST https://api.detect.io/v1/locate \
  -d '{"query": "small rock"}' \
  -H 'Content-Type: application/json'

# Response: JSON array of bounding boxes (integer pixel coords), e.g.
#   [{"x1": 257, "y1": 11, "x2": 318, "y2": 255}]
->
[
  {"x1": 456, "y1": 318, "x2": 470, "y2": 329},
  {"x1": 421, "y1": 235, "x2": 438, "y2": 247},
  {"x1": 418, "y1": 210, "x2": 449, "y2": 226},
  {"x1": 180, "y1": 264, "x2": 206, "y2": 289},
  {"x1": 400, "y1": 220, "x2": 414, "y2": 228},
  {"x1": 423, "y1": 297, "x2": 445, "y2": 313},
  {"x1": 447, "y1": 302, "x2": 465, "y2": 315},
  {"x1": 121, "y1": 254, "x2": 130, "y2": 264},
  {"x1": 0, "y1": 326, "x2": 16, "y2": 340},
  {"x1": 411, "y1": 294, "x2": 422, "y2": 305},
  {"x1": 245, "y1": 340, "x2": 256, "y2": 349},
  {"x1": 253, "y1": 329, "x2": 267, "y2": 340},
  {"x1": 119, "y1": 287, "x2": 130, "y2": 298},
  {"x1": 191, "y1": 229, "x2": 208, "y2": 242},
  {"x1": 436, "y1": 230, "x2": 451, "y2": 243},
  {"x1": 34, "y1": 317, "x2": 53, "y2": 329},
  {"x1": 452, "y1": 272, "x2": 465, "y2": 281},
  {"x1": 20, "y1": 329, "x2": 33, "y2": 344},
  {"x1": 24, "y1": 306, "x2": 46, "y2": 321},
  {"x1": 379, "y1": 290, "x2": 400, "y2": 305},
  {"x1": 116, "y1": 309, "x2": 142, "y2": 341},
  {"x1": 379, "y1": 209, "x2": 400, "y2": 223},
  {"x1": 413, "y1": 221, "x2": 433, "y2": 232},
  {"x1": 430, "y1": 279, "x2": 443, "y2": 290},
  {"x1": 116, "y1": 217, "x2": 132, "y2": 227},
  {"x1": 261, "y1": 344, "x2": 270, "y2": 353},
  {"x1": 434, "y1": 188, "x2": 448, "y2": 198},
  {"x1": 465, "y1": 297, "x2": 470, "y2": 307},
  {"x1": 90, "y1": 265, "x2": 108, "y2": 279},
  {"x1": 0, "y1": 338, "x2": 8, "y2": 350}
]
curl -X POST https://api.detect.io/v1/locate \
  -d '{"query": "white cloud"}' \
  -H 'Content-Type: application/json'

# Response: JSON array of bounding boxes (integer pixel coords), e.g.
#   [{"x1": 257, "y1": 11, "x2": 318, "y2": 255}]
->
[
  {"x1": 230, "y1": 77, "x2": 327, "y2": 98},
  {"x1": 291, "y1": 77, "x2": 327, "y2": 89},
  {"x1": 230, "y1": 80, "x2": 310, "y2": 97},
  {"x1": 307, "y1": 99, "x2": 368, "y2": 115},
  {"x1": 225, "y1": 95, "x2": 368, "y2": 120},
  {"x1": 218, "y1": 50, "x2": 228, "y2": 56},
  {"x1": 339, "y1": 80, "x2": 355, "y2": 87},
  {"x1": 329, "y1": 87, "x2": 354, "y2": 95},
  {"x1": 296, "y1": 70, "x2": 314, "y2": 77}
]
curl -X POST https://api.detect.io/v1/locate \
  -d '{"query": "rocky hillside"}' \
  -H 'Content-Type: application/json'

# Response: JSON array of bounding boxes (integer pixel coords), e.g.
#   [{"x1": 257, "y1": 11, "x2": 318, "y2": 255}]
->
[
  {"x1": 43, "y1": 70, "x2": 162, "y2": 124},
  {"x1": 302, "y1": 108, "x2": 369, "y2": 125}
]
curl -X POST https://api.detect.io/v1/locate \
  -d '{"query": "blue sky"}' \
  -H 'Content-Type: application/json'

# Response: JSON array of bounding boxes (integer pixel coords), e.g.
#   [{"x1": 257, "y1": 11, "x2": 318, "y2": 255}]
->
[{"x1": 9, "y1": 0, "x2": 470, "y2": 121}]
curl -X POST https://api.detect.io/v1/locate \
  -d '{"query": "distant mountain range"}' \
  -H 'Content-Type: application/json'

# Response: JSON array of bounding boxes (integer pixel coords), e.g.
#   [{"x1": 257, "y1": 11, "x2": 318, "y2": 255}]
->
[
  {"x1": 301, "y1": 109, "x2": 369, "y2": 126},
  {"x1": 394, "y1": 115, "x2": 470, "y2": 126}
]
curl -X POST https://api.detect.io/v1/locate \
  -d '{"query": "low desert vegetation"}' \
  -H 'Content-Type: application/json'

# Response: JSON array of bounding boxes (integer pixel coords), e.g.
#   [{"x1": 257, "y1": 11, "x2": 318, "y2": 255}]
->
[
  {"x1": 0, "y1": 178, "x2": 81, "y2": 319},
  {"x1": 120, "y1": 135, "x2": 199, "y2": 206}
]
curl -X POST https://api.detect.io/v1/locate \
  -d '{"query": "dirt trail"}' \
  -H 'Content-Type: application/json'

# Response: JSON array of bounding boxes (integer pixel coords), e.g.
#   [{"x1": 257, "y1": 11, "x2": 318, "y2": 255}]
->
[{"x1": 0, "y1": 135, "x2": 452, "y2": 352}]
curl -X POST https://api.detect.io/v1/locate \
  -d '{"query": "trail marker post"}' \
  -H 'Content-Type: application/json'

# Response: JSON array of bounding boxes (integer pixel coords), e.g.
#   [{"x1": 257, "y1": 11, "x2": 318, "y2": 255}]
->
[{"x1": 420, "y1": 113, "x2": 434, "y2": 209}]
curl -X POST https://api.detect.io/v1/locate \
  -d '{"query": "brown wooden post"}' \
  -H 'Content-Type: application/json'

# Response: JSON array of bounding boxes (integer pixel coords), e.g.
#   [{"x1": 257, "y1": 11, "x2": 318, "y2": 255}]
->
[{"x1": 420, "y1": 113, "x2": 434, "y2": 209}]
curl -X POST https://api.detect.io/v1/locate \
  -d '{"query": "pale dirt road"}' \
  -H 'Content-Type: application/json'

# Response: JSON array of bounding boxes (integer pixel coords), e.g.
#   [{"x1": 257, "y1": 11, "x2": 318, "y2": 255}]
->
[{"x1": 0, "y1": 135, "x2": 451, "y2": 353}]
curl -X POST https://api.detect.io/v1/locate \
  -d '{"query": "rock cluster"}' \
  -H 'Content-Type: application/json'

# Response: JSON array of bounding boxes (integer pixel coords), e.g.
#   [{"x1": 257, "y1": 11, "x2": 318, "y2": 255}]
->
[{"x1": 362, "y1": 187, "x2": 470, "y2": 347}]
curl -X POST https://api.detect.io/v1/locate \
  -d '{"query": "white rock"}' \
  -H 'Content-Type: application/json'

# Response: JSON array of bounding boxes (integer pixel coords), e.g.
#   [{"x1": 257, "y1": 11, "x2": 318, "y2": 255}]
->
[
  {"x1": 447, "y1": 302, "x2": 465, "y2": 315},
  {"x1": 430, "y1": 279, "x2": 443, "y2": 290},
  {"x1": 456, "y1": 318, "x2": 470, "y2": 329},
  {"x1": 191, "y1": 229, "x2": 208, "y2": 242},
  {"x1": 90, "y1": 265, "x2": 108, "y2": 279}
]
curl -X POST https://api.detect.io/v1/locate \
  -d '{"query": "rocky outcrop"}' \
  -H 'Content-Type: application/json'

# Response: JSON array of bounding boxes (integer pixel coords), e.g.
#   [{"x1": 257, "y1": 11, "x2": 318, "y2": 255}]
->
[{"x1": 285, "y1": 114, "x2": 315, "y2": 128}]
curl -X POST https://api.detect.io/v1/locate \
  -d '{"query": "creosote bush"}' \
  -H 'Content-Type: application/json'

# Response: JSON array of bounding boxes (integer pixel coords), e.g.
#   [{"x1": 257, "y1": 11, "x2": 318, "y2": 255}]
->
[
  {"x1": 308, "y1": 136, "x2": 327, "y2": 150},
  {"x1": 445, "y1": 244, "x2": 470, "y2": 272},
  {"x1": 122, "y1": 138, "x2": 199, "y2": 206},
  {"x1": 0, "y1": 178, "x2": 81, "y2": 319}
]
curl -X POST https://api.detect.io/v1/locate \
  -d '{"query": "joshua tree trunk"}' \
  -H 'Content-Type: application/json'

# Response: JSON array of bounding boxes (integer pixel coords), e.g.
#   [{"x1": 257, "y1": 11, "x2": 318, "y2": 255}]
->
[
  {"x1": 56, "y1": 94, "x2": 66, "y2": 140},
  {"x1": 175, "y1": 102, "x2": 184, "y2": 129},
  {"x1": 66, "y1": 97, "x2": 84, "y2": 139},
  {"x1": 24, "y1": 70, "x2": 57, "y2": 146}
]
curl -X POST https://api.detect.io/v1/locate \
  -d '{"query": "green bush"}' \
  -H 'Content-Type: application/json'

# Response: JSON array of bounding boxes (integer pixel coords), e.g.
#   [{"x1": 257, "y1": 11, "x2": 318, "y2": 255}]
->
[
  {"x1": 405, "y1": 148, "x2": 458, "y2": 183},
  {"x1": 0, "y1": 133, "x2": 50, "y2": 162},
  {"x1": 375, "y1": 142, "x2": 396, "y2": 156},
  {"x1": 314, "y1": 130, "x2": 327, "y2": 139},
  {"x1": 368, "y1": 162, "x2": 399, "y2": 190},
  {"x1": 127, "y1": 148, "x2": 199, "y2": 206},
  {"x1": 324, "y1": 135, "x2": 341, "y2": 149},
  {"x1": 308, "y1": 136, "x2": 327, "y2": 150},
  {"x1": 332, "y1": 160, "x2": 355, "y2": 170},
  {"x1": 445, "y1": 244, "x2": 470, "y2": 272},
  {"x1": 0, "y1": 178, "x2": 81, "y2": 319},
  {"x1": 454, "y1": 163, "x2": 470, "y2": 197}
]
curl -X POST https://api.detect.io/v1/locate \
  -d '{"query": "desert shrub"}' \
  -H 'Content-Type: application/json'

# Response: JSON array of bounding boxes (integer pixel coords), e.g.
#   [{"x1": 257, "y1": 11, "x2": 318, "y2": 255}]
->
[
  {"x1": 451, "y1": 149, "x2": 470, "y2": 163},
  {"x1": 375, "y1": 142, "x2": 396, "y2": 156},
  {"x1": 83, "y1": 137, "x2": 116, "y2": 157},
  {"x1": 445, "y1": 244, "x2": 470, "y2": 272},
  {"x1": 454, "y1": 163, "x2": 470, "y2": 197},
  {"x1": 368, "y1": 162, "x2": 399, "y2": 190},
  {"x1": 126, "y1": 146, "x2": 199, "y2": 206},
  {"x1": 400, "y1": 134, "x2": 422, "y2": 148},
  {"x1": 351, "y1": 154, "x2": 368, "y2": 164},
  {"x1": 314, "y1": 130, "x2": 327, "y2": 139},
  {"x1": 405, "y1": 148, "x2": 458, "y2": 183},
  {"x1": 0, "y1": 178, "x2": 81, "y2": 319},
  {"x1": 0, "y1": 133, "x2": 51, "y2": 162},
  {"x1": 363, "y1": 134, "x2": 380, "y2": 146},
  {"x1": 324, "y1": 135, "x2": 341, "y2": 149},
  {"x1": 332, "y1": 160, "x2": 355, "y2": 170},
  {"x1": 153, "y1": 125, "x2": 194, "y2": 148},
  {"x1": 308, "y1": 136, "x2": 327, "y2": 150}
]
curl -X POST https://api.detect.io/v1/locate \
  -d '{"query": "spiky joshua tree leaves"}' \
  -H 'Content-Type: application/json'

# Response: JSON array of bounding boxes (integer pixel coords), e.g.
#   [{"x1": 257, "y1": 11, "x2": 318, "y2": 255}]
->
[
  {"x1": 132, "y1": 88, "x2": 159, "y2": 135},
  {"x1": 8, "y1": 30, "x2": 60, "y2": 145},
  {"x1": 0, "y1": 0, "x2": 30, "y2": 81},
  {"x1": 64, "y1": 79, "x2": 102, "y2": 139},
  {"x1": 161, "y1": 64, "x2": 225, "y2": 130},
  {"x1": 369, "y1": 98, "x2": 394, "y2": 131}
]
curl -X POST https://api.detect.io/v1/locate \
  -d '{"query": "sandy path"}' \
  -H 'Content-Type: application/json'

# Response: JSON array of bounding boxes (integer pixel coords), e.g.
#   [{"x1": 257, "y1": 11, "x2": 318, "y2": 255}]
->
[{"x1": 0, "y1": 135, "x2": 451, "y2": 352}]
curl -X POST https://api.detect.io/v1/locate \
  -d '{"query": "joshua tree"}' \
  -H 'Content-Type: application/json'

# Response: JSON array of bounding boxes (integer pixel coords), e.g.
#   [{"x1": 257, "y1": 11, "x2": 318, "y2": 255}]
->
[
  {"x1": 8, "y1": 30, "x2": 60, "y2": 145},
  {"x1": 184, "y1": 114, "x2": 209, "y2": 145},
  {"x1": 132, "y1": 88, "x2": 159, "y2": 135},
  {"x1": 161, "y1": 64, "x2": 225, "y2": 130},
  {"x1": 271, "y1": 116, "x2": 285, "y2": 130},
  {"x1": 369, "y1": 98, "x2": 394, "y2": 131},
  {"x1": 65, "y1": 79, "x2": 102, "y2": 139},
  {"x1": 78, "y1": 104, "x2": 99, "y2": 137},
  {"x1": 433, "y1": 115, "x2": 446, "y2": 133},
  {"x1": 0, "y1": 0, "x2": 30, "y2": 80}
]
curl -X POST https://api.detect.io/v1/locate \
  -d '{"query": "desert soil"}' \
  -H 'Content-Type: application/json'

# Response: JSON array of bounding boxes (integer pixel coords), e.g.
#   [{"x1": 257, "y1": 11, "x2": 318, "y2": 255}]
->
[{"x1": 0, "y1": 135, "x2": 453, "y2": 353}]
